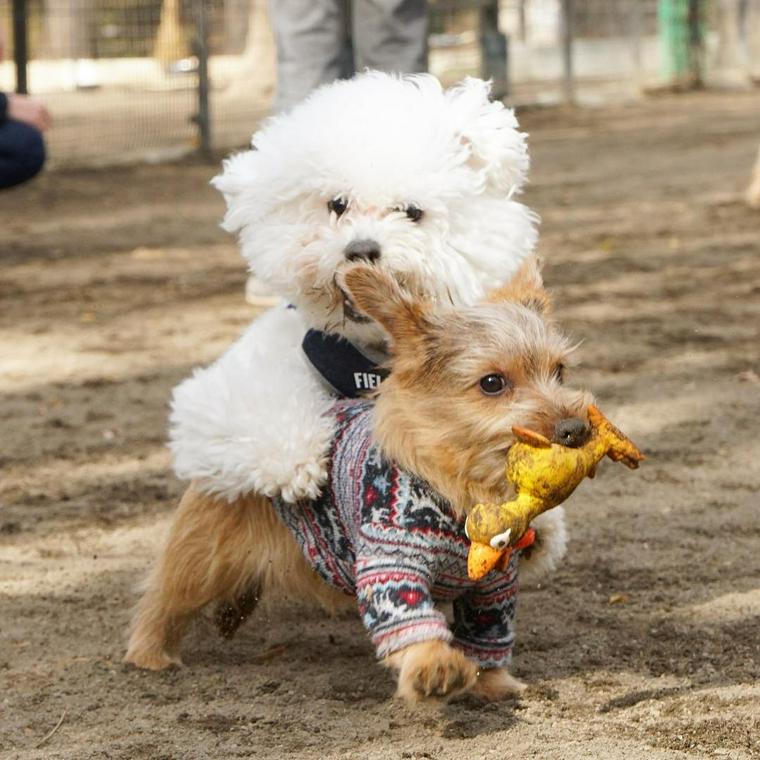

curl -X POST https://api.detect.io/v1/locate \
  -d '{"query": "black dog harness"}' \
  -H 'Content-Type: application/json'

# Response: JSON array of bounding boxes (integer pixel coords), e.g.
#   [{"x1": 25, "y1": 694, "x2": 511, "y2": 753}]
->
[{"x1": 302, "y1": 328, "x2": 389, "y2": 398}]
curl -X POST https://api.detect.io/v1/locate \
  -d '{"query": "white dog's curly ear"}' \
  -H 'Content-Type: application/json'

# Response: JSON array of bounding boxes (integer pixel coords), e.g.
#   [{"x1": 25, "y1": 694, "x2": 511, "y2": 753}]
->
[
  {"x1": 210, "y1": 150, "x2": 262, "y2": 233},
  {"x1": 448, "y1": 78, "x2": 530, "y2": 196}
]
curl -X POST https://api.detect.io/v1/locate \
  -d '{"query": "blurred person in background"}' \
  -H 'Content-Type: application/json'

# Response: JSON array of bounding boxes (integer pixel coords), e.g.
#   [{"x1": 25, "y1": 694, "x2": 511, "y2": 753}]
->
[
  {"x1": 0, "y1": 31, "x2": 50, "y2": 190},
  {"x1": 245, "y1": 0, "x2": 427, "y2": 302},
  {"x1": 269, "y1": 0, "x2": 428, "y2": 112}
]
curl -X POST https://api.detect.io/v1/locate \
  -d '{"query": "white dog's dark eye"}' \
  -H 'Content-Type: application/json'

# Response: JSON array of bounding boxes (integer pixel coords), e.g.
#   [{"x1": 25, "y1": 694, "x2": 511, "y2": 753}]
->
[
  {"x1": 405, "y1": 205, "x2": 424, "y2": 222},
  {"x1": 328, "y1": 198, "x2": 348, "y2": 217},
  {"x1": 479, "y1": 373, "x2": 511, "y2": 396},
  {"x1": 554, "y1": 363, "x2": 565, "y2": 384}
]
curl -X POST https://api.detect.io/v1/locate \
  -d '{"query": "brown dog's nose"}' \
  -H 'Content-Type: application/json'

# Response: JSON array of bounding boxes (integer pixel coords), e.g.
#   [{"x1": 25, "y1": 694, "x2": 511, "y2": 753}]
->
[
  {"x1": 553, "y1": 417, "x2": 590, "y2": 448},
  {"x1": 344, "y1": 239, "x2": 381, "y2": 263}
]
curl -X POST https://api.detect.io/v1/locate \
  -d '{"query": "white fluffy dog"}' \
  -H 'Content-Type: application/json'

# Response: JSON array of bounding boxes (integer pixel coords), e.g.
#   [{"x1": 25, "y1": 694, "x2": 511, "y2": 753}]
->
[{"x1": 168, "y1": 72, "x2": 565, "y2": 583}]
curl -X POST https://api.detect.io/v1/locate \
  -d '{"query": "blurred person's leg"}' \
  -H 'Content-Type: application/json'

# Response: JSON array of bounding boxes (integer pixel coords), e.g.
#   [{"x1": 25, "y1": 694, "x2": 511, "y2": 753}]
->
[
  {"x1": 746, "y1": 0, "x2": 760, "y2": 80},
  {"x1": 352, "y1": 0, "x2": 428, "y2": 74},
  {"x1": 715, "y1": 0, "x2": 746, "y2": 75},
  {"x1": 0, "y1": 119, "x2": 46, "y2": 190},
  {"x1": 268, "y1": 0, "x2": 352, "y2": 113},
  {"x1": 255, "y1": 0, "x2": 426, "y2": 301},
  {"x1": 255, "y1": 0, "x2": 351, "y2": 301}
]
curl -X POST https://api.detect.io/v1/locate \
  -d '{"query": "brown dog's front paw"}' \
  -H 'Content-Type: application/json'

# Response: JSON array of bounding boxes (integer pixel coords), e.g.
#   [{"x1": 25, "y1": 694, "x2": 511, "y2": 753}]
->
[
  {"x1": 471, "y1": 667, "x2": 526, "y2": 701},
  {"x1": 123, "y1": 644, "x2": 182, "y2": 671},
  {"x1": 390, "y1": 640, "x2": 478, "y2": 702}
]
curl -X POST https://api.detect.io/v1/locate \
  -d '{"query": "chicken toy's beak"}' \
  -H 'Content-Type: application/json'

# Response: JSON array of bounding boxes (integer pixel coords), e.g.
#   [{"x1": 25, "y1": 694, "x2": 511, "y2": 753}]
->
[
  {"x1": 467, "y1": 529, "x2": 537, "y2": 581},
  {"x1": 467, "y1": 542, "x2": 504, "y2": 581}
]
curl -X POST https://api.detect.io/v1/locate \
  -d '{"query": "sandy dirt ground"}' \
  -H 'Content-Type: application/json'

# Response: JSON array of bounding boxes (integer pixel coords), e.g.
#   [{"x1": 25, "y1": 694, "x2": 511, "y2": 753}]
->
[{"x1": 1, "y1": 91, "x2": 759, "y2": 760}]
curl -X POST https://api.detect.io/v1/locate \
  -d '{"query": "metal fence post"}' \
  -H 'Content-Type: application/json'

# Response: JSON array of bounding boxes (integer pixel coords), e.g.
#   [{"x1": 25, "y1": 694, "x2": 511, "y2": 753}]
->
[
  {"x1": 560, "y1": 0, "x2": 575, "y2": 104},
  {"x1": 479, "y1": 0, "x2": 509, "y2": 100},
  {"x1": 11, "y1": 0, "x2": 28, "y2": 94},
  {"x1": 687, "y1": 0, "x2": 704, "y2": 87},
  {"x1": 193, "y1": 0, "x2": 211, "y2": 156}
]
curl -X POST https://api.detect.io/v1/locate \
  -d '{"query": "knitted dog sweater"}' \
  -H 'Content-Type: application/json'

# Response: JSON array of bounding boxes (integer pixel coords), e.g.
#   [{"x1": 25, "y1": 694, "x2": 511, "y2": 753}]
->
[{"x1": 272, "y1": 399, "x2": 520, "y2": 669}]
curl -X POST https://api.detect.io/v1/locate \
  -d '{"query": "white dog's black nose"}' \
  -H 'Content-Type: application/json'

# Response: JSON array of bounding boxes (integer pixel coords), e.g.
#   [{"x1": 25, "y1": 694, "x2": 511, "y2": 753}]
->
[
  {"x1": 553, "y1": 417, "x2": 590, "y2": 448},
  {"x1": 344, "y1": 239, "x2": 381, "y2": 262}
]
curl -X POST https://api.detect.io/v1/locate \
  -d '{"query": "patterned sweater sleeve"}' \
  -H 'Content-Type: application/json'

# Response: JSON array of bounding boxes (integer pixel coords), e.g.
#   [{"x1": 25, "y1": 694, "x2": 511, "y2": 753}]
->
[
  {"x1": 355, "y1": 551, "x2": 453, "y2": 659},
  {"x1": 450, "y1": 553, "x2": 520, "y2": 669},
  {"x1": 351, "y1": 450, "x2": 456, "y2": 660}
]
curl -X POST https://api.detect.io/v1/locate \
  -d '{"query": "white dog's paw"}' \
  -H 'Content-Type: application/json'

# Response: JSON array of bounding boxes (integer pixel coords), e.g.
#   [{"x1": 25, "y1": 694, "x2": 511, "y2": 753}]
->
[
  {"x1": 279, "y1": 457, "x2": 329, "y2": 503},
  {"x1": 518, "y1": 507, "x2": 568, "y2": 586}
]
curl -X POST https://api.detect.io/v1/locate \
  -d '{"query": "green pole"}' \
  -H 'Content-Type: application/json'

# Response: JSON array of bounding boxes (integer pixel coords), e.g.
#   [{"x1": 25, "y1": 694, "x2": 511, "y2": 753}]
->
[{"x1": 658, "y1": 0, "x2": 704, "y2": 88}]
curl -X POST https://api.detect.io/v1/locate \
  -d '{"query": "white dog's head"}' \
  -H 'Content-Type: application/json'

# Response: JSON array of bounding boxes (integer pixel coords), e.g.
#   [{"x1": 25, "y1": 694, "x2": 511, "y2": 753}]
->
[{"x1": 213, "y1": 72, "x2": 538, "y2": 346}]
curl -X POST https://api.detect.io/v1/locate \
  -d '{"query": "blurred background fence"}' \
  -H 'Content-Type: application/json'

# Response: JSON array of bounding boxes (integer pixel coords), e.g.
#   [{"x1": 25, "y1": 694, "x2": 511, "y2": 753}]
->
[{"x1": 1, "y1": 0, "x2": 759, "y2": 167}]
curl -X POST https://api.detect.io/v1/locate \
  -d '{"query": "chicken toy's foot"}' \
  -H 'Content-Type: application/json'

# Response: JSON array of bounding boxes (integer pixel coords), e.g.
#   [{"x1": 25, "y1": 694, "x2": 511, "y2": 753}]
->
[
  {"x1": 606, "y1": 448, "x2": 646, "y2": 469},
  {"x1": 511, "y1": 427, "x2": 552, "y2": 447},
  {"x1": 587, "y1": 404, "x2": 646, "y2": 469}
]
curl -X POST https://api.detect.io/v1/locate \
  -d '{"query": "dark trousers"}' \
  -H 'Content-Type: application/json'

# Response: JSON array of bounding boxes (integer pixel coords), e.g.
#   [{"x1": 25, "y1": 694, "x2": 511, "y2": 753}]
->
[{"x1": 0, "y1": 119, "x2": 46, "y2": 190}]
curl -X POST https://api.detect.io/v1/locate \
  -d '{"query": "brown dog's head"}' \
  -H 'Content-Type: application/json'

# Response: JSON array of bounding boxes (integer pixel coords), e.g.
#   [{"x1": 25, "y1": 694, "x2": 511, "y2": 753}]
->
[{"x1": 341, "y1": 260, "x2": 593, "y2": 513}]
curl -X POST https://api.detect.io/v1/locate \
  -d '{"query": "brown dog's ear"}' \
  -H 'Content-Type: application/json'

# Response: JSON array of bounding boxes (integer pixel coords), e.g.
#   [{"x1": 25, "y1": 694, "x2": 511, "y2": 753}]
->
[
  {"x1": 486, "y1": 256, "x2": 551, "y2": 315},
  {"x1": 341, "y1": 264, "x2": 431, "y2": 345}
]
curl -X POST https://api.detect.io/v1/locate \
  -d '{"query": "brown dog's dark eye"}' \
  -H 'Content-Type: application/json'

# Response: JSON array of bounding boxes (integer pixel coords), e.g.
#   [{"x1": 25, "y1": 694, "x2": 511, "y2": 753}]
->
[
  {"x1": 405, "y1": 205, "x2": 424, "y2": 222},
  {"x1": 328, "y1": 197, "x2": 348, "y2": 217},
  {"x1": 554, "y1": 363, "x2": 565, "y2": 384},
  {"x1": 479, "y1": 373, "x2": 511, "y2": 396}
]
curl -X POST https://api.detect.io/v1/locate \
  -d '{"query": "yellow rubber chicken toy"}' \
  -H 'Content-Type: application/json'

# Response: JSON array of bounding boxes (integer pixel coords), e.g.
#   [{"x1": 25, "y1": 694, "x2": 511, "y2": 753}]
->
[{"x1": 465, "y1": 405, "x2": 645, "y2": 580}]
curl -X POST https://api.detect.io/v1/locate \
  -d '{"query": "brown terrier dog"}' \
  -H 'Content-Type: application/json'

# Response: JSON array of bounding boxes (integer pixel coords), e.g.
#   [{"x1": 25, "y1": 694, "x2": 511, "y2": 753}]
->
[{"x1": 125, "y1": 260, "x2": 592, "y2": 702}]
